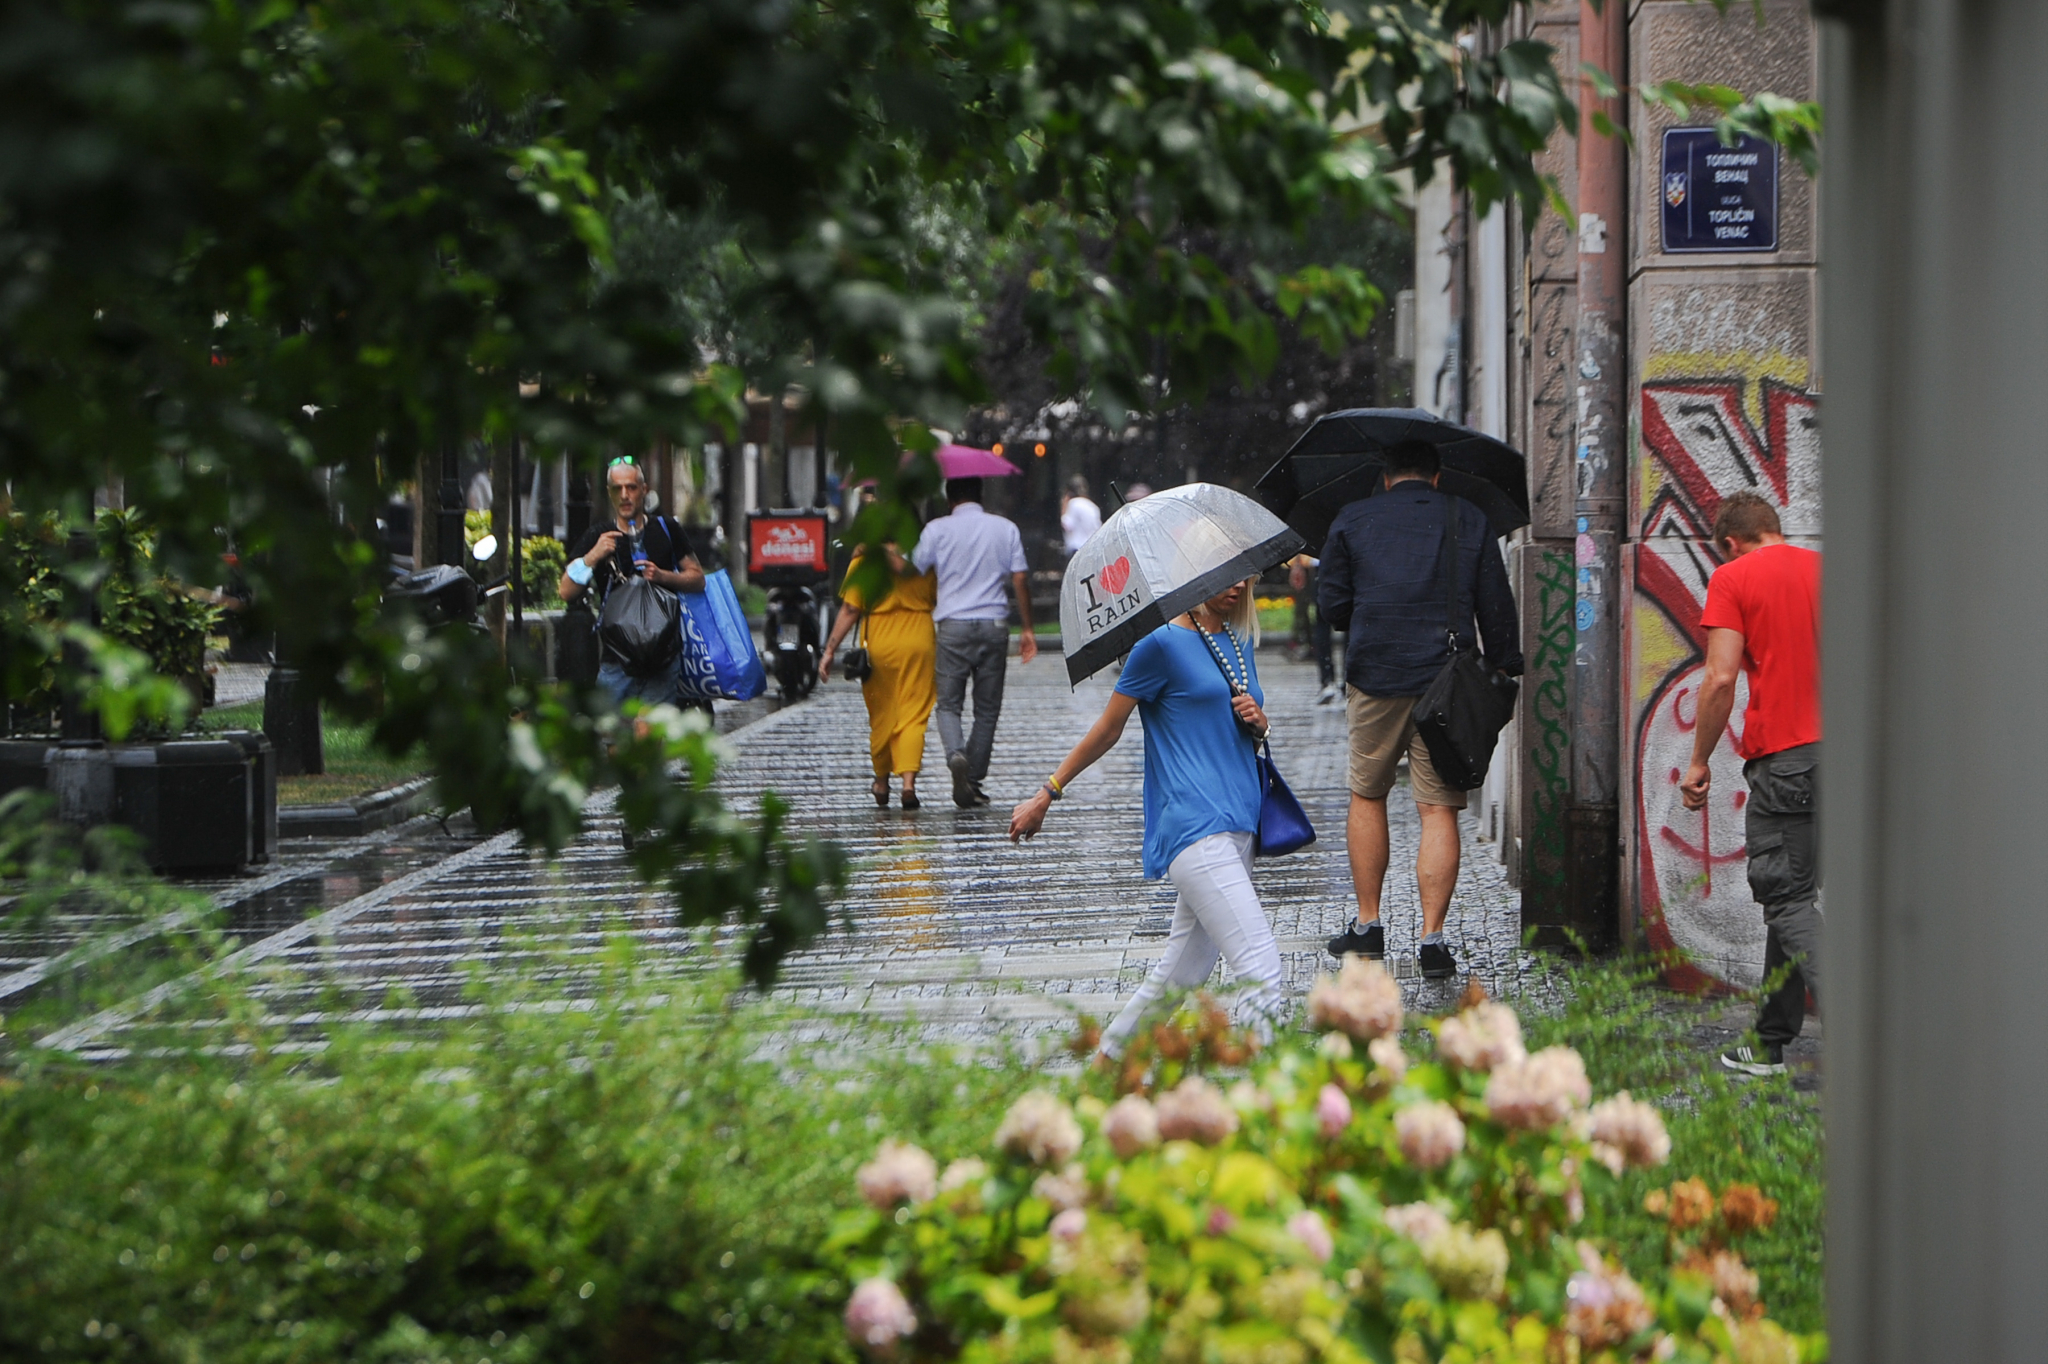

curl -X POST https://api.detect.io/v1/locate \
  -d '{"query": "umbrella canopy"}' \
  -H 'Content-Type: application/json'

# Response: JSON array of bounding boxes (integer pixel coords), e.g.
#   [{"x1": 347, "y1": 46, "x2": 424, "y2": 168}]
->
[
  {"x1": 1060, "y1": 483, "x2": 1303, "y2": 684},
  {"x1": 1253, "y1": 407, "x2": 1530, "y2": 550},
  {"x1": 935, "y1": 443, "x2": 1020, "y2": 478}
]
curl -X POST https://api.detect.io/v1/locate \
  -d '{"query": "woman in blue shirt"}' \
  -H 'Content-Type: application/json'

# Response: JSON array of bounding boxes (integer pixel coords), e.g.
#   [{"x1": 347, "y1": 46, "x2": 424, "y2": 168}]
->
[{"x1": 1009, "y1": 578, "x2": 1285, "y2": 1054}]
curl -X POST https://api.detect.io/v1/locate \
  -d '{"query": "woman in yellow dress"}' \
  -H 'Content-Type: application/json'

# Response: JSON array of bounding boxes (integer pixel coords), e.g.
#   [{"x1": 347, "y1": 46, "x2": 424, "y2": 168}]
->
[{"x1": 820, "y1": 542, "x2": 938, "y2": 809}]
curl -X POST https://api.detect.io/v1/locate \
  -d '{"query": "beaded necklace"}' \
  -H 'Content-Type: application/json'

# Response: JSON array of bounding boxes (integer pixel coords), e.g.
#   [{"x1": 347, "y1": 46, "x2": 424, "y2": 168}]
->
[{"x1": 1194, "y1": 615, "x2": 1251, "y2": 697}]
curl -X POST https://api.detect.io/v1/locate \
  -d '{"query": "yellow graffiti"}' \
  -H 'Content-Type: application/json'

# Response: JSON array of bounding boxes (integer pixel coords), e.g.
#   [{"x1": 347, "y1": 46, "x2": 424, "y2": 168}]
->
[
  {"x1": 1632, "y1": 597, "x2": 1694, "y2": 704},
  {"x1": 1636, "y1": 350, "x2": 1811, "y2": 525}
]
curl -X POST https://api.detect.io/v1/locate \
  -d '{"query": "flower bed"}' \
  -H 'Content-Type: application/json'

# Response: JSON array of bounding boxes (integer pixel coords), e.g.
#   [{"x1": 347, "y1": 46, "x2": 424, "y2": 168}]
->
[{"x1": 829, "y1": 962, "x2": 1823, "y2": 1364}]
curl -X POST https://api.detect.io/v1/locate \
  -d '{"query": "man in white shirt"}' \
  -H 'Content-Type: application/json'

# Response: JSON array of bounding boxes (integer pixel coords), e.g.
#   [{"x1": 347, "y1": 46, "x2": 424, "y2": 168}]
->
[
  {"x1": 913, "y1": 478, "x2": 1038, "y2": 807},
  {"x1": 1060, "y1": 475, "x2": 1102, "y2": 557}
]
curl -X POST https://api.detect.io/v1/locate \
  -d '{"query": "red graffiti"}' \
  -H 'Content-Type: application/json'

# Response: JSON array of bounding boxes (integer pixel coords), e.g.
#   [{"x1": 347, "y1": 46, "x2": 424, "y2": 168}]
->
[{"x1": 1633, "y1": 375, "x2": 1817, "y2": 994}]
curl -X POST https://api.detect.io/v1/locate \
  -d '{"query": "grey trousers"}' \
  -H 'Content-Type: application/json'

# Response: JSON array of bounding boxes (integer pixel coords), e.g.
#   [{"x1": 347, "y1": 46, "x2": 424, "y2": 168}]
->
[
  {"x1": 1744, "y1": 742, "x2": 1822, "y2": 1047},
  {"x1": 934, "y1": 618, "x2": 1009, "y2": 784}
]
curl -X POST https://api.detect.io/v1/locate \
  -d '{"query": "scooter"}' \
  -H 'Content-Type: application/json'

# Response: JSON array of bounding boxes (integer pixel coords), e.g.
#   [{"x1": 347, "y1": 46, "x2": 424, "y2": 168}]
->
[
  {"x1": 747, "y1": 510, "x2": 833, "y2": 702},
  {"x1": 760, "y1": 580, "x2": 824, "y2": 700}
]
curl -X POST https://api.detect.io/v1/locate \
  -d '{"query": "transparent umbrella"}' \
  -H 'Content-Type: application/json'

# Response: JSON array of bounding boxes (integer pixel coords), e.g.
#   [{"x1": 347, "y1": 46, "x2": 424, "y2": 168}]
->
[{"x1": 1060, "y1": 483, "x2": 1303, "y2": 684}]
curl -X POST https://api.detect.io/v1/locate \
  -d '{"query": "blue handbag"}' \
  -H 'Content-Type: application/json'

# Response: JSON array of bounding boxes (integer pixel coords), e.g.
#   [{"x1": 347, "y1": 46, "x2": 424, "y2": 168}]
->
[
  {"x1": 1193, "y1": 622, "x2": 1316, "y2": 858},
  {"x1": 676, "y1": 568, "x2": 768, "y2": 701},
  {"x1": 1254, "y1": 739, "x2": 1316, "y2": 858}
]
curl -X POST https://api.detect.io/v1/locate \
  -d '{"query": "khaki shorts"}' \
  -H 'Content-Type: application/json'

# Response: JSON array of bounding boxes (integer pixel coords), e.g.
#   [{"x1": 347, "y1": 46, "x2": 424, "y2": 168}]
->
[{"x1": 1345, "y1": 688, "x2": 1466, "y2": 808}]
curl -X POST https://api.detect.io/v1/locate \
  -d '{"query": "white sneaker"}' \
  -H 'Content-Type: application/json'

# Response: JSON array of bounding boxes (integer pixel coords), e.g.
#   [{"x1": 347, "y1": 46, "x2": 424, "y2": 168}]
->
[{"x1": 1317, "y1": 683, "x2": 1340, "y2": 705}]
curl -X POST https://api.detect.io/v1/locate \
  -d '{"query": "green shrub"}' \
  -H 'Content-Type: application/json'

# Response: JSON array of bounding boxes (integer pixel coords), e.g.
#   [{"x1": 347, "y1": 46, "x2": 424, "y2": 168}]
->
[
  {"x1": 2, "y1": 509, "x2": 218, "y2": 726},
  {"x1": 0, "y1": 953, "x2": 1035, "y2": 1364},
  {"x1": 518, "y1": 535, "x2": 568, "y2": 607},
  {"x1": 0, "y1": 951, "x2": 1824, "y2": 1364},
  {"x1": 823, "y1": 968, "x2": 1824, "y2": 1364}
]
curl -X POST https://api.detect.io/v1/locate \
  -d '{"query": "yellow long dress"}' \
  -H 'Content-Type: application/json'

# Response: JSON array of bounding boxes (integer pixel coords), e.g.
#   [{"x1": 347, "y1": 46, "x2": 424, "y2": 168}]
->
[{"x1": 841, "y1": 557, "x2": 938, "y2": 778}]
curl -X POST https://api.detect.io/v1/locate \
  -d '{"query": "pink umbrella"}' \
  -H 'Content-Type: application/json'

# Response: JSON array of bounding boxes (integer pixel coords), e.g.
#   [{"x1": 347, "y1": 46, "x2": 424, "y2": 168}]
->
[{"x1": 935, "y1": 443, "x2": 1021, "y2": 478}]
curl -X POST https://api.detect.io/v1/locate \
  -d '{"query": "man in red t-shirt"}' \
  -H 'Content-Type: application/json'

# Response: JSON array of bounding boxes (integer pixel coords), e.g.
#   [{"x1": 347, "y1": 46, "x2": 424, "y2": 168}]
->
[{"x1": 1681, "y1": 490, "x2": 1821, "y2": 1077}]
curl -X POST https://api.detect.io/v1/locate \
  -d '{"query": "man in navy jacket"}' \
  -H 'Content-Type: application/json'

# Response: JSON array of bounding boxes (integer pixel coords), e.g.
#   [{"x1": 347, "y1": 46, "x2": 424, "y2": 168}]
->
[{"x1": 1317, "y1": 439, "x2": 1522, "y2": 978}]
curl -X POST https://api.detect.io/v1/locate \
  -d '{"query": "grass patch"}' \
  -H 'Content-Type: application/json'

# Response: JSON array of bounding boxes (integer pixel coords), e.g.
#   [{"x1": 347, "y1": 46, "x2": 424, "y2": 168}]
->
[
  {"x1": 1256, "y1": 593, "x2": 1298, "y2": 637},
  {"x1": 197, "y1": 702, "x2": 429, "y2": 806},
  {"x1": 1522, "y1": 961, "x2": 1824, "y2": 1333}
]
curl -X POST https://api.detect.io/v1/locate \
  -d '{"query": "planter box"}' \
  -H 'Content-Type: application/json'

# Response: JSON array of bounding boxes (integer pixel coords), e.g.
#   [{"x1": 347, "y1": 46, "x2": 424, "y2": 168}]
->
[{"x1": 0, "y1": 733, "x2": 277, "y2": 872}]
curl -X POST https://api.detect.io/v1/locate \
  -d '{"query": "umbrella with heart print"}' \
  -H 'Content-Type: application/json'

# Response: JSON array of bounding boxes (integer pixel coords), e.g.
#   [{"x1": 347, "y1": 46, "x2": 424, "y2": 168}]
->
[{"x1": 1059, "y1": 482, "x2": 1303, "y2": 684}]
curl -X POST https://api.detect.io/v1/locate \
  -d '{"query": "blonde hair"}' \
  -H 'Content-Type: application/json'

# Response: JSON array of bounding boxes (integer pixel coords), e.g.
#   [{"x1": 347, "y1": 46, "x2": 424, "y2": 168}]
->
[{"x1": 1215, "y1": 578, "x2": 1257, "y2": 644}]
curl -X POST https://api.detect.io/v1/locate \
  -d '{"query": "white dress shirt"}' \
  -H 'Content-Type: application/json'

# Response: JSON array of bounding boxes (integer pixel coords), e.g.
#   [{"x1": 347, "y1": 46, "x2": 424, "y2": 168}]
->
[{"x1": 912, "y1": 502, "x2": 1029, "y2": 622}]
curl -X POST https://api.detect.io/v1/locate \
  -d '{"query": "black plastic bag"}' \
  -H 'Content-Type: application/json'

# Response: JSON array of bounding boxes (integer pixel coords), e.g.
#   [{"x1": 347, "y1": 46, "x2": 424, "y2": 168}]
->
[{"x1": 598, "y1": 576, "x2": 681, "y2": 676}]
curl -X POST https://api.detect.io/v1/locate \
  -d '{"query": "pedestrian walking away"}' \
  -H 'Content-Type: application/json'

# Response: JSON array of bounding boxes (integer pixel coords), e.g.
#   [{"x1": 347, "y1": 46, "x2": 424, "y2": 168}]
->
[
  {"x1": 1009, "y1": 578, "x2": 1286, "y2": 1055},
  {"x1": 1060, "y1": 475, "x2": 1102, "y2": 558},
  {"x1": 913, "y1": 477, "x2": 1037, "y2": 807},
  {"x1": 1287, "y1": 553, "x2": 1338, "y2": 704},
  {"x1": 558, "y1": 455, "x2": 707, "y2": 711},
  {"x1": 1680, "y1": 490, "x2": 1822, "y2": 1078},
  {"x1": 1317, "y1": 439, "x2": 1522, "y2": 979},
  {"x1": 821, "y1": 537, "x2": 938, "y2": 810}
]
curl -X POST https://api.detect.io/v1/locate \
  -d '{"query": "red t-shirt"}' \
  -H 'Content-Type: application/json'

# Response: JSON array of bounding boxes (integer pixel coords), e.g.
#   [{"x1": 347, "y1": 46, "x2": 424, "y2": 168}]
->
[{"x1": 1697, "y1": 543, "x2": 1822, "y2": 760}]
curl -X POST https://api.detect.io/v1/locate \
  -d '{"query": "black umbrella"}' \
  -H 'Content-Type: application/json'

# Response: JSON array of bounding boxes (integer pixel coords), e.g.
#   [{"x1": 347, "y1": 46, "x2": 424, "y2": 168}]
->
[{"x1": 1253, "y1": 408, "x2": 1531, "y2": 550}]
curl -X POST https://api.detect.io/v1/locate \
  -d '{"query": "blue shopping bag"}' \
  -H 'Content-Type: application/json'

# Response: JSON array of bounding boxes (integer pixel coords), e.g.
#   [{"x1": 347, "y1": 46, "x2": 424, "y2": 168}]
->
[{"x1": 676, "y1": 568, "x2": 768, "y2": 701}]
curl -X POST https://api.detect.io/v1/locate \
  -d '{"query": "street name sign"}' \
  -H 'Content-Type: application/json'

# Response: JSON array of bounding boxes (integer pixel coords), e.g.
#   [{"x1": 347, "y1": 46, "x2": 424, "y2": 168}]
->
[{"x1": 1660, "y1": 129, "x2": 1779, "y2": 253}]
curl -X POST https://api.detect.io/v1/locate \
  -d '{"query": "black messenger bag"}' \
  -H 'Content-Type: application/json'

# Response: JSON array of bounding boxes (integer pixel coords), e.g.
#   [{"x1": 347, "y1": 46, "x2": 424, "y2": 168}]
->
[{"x1": 1412, "y1": 493, "x2": 1519, "y2": 791}]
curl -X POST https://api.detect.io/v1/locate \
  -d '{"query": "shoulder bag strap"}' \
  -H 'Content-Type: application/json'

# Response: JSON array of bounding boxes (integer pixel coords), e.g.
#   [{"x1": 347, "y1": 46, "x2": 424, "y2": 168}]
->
[{"x1": 1439, "y1": 489, "x2": 1462, "y2": 656}]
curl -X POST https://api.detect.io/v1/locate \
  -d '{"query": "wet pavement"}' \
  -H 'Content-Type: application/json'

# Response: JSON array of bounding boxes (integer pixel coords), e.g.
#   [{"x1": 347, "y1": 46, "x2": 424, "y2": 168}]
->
[{"x1": 30, "y1": 652, "x2": 1549, "y2": 1059}]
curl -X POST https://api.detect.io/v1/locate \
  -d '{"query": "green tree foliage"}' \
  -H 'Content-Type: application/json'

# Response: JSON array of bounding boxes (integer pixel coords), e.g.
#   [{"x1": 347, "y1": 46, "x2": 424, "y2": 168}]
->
[{"x1": 0, "y1": 0, "x2": 1773, "y2": 977}]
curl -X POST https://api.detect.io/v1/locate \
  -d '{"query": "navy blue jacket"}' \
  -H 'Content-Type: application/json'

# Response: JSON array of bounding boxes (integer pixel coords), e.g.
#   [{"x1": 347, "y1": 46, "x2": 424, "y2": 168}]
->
[{"x1": 1316, "y1": 480, "x2": 1523, "y2": 696}]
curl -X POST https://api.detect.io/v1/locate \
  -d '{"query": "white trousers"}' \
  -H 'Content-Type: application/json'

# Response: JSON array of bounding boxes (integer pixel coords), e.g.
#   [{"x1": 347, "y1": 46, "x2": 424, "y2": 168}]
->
[{"x1": 1103, "y1": 830, "x2": 1286, "y2": 1053}]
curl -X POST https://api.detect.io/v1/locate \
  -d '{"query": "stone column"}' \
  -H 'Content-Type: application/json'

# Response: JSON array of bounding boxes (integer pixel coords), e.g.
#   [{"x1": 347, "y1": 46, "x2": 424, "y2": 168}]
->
[{"x1": 1622, "y1": 0, "x2": 1818, "y2": 984}]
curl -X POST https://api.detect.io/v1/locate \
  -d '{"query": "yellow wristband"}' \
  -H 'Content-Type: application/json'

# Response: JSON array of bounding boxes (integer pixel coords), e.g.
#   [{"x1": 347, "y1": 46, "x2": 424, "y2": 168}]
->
[{"x1": 1045, "y1": 774, "x2": 1064, "y2": 798}]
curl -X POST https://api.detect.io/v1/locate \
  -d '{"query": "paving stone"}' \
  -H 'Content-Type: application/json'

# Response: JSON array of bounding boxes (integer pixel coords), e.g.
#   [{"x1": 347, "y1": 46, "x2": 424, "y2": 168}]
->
[{"x1": 46, "y1": 651, "x2": 1550, "y2": 1057}]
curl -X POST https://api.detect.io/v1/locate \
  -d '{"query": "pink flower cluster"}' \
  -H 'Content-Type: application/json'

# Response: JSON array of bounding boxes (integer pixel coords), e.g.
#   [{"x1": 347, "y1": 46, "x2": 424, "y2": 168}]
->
[
  {"x1": 995, "y1": 1090, "x2": 1084, "y2": 1166},
  {"x1": 1484, "y1": 1045, "x2": 1592, "y2": 1130},
  {"x1": 1585, "y1": 1091, "x2": 1672, "y2": 1173},
  {"x1": 1315, "y1": 1083, "x2": 1353, "y2": 1139},
  {"x1": 1032, "y1": 1164, "x2": 1089, "y2": 1212},
  {"x1": 1394, "y1": 1100, "x2": 1466, "y2": 1170},
  {"x1": 856, "y1": 1139, "x2": 938, "y2": 1210},
  {"x1": 1050, "y1": 1207, "x2": 1089, "y2": 1242},
  {"x1": 1100, "y1": 1094, "x2": 1160, "y2": 1158},
  {"x1": 1286, "y1": 1210, "x2": 1334, "y2": 1263},
  {"x1": 1564, "y1": 1242, "x2": 1653, "y2": 1348},
  {"x1": 1155, "y1": 1076, "x2": 1239, "y2": 1145},
  {"x1": 1436, "y1": 1001, "x2": 1525, "y2": 1072},
  {"x1": 845, "y1": 1277, "x2": 918, "y2": 1352},
  {"x1": 1306, "y1": 956, "x2": 1404, "y2": 1040},
  {"x1": 1382, "y1": 1201, "x2": 1452, "y2": 1247}
]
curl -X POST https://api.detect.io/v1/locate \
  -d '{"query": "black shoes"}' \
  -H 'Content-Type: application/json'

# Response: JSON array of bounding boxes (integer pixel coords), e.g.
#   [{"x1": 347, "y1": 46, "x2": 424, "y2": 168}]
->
[
  {"x1": 1326, "y1": 920, "x2": 1385, "y2": 960},
  {"x1": 948, "y1": 751, "x2": 976, "y2": 808},
  {"x1": 1719, "y1": 1044, "x2": 1787, "y2": 1077},
  {"x1": 1417, "y1": 941, "x2": 1457, "y2": 979}
]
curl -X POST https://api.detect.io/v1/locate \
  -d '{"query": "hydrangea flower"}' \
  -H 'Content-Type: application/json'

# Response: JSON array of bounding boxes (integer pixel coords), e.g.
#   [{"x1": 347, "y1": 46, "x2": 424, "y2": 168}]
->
[
  {"x1": 1565, "y1": 1242, "x2": 1654, "y2": 1347},
  {"x1": 1155, "y1": 1077, "x2": 1238, "y2": 1145},
  {"x1": 1050, "y1": 1207, "x2": 1089, "y2": 1242},
  {"x1": 1286, "y1": 1209, "x2": 1334, "y2": 1263},
  {"x1": 996, "y1": 1090, "x2": 1084, "y2": 1166},
  {"x1": 1394, "y1": 1099, "x2": 1466, "y2": 1170},
  {"x1": 1305, "y1": 956, "x2": 1404, "y2": 1041},
  {"x1": 1315, "y1": 1083, "x2": 1353, "y2": 1139},
  {"x1": 845, "y1": 1277, "x2": 918, "y2": 1352},
  {"x1": 856, "y1": 1139, "x2": 938, "y2": 1210},
  {"x1": 1100, "y1": 1094, "x2": 1159, "y2": 1158},
  {"x1": 1586, "y1": 1091, "x2": 1672, "y2": 1173},
  {"x1": 1437, "y1": 1001, "x2": 1526, "y2": 1073},
  {"x1": 1484, "y1": 1046, "x2": 1592, "y2": 1130},
  {"x1": 1421, "y1": 1224, "x2": 1509, "y2": 1300},
  {"x1": 1367, "y1": 1036, "x2": 1408, "y2": 1082},
  {"x1": 1033, "y1": 1163, "x2": 1089, "y2": 1212},
  {"x1": 1382, "y1": 1201, "x2": 1452, "y2": 1246}
]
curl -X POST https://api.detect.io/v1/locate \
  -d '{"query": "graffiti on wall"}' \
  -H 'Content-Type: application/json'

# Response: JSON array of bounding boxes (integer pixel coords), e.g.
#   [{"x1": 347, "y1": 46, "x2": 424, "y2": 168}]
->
[
  {"x1": 1522, "y1": 547, "x2": 1574, "y2": 924},
  {"x1": 1631, "y1": 363, "x2": 1819, "y2": 990}
]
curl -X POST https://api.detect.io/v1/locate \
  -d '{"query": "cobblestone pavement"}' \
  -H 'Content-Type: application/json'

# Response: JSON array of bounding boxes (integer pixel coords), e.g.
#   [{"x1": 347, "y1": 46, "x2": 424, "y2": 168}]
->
[{"x1": 37, "y1": 651, "x2": 1553, "y2": 1059}]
